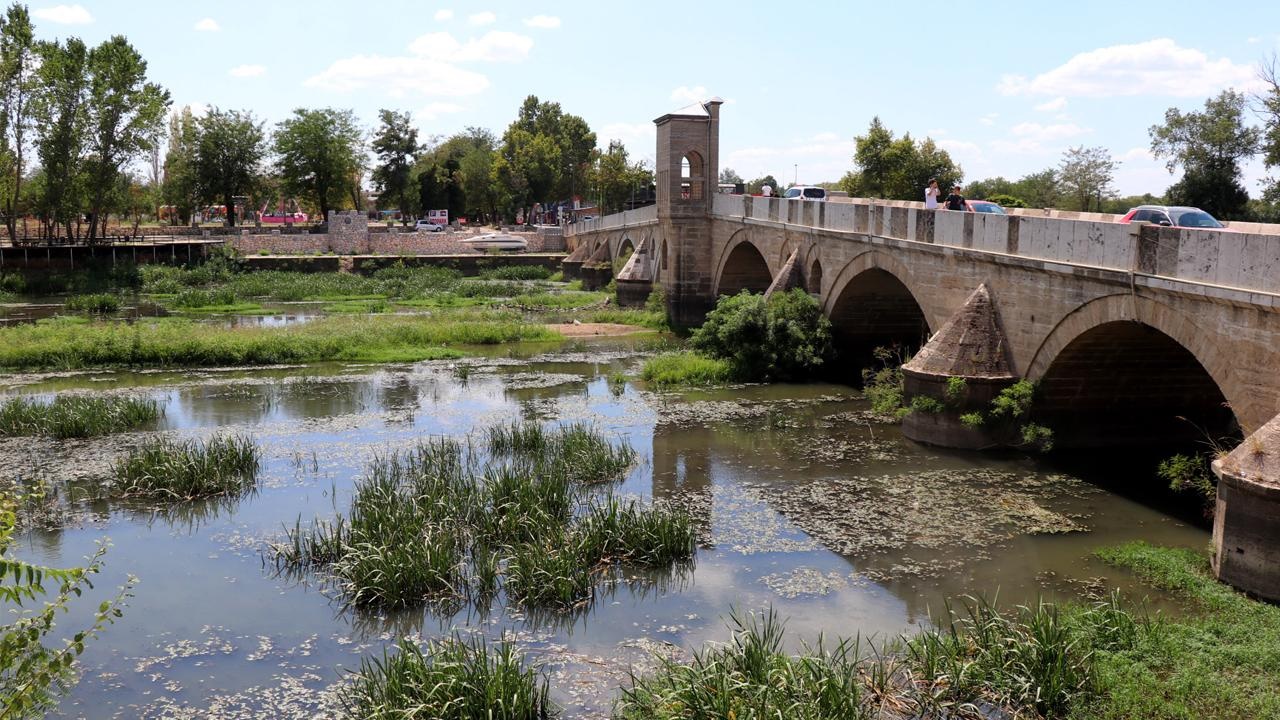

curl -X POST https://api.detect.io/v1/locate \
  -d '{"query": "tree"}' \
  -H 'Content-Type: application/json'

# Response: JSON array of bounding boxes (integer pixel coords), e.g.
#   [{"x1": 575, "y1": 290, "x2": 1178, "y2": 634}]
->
[
  {"x1": 747, "y1": 175, "x2": 780, "y2": 195},
  {"x1": 587, "y1": 139, "x2": 652, "y2": 213},
  {"x1": 495, "y1": 95, "x2": 596, "y2": 220},
  {"x1": 965, "y1": 177, "x2": 1015, "y2": 201},
  {"x1": 370, "y1": 109, "x2": 418, "y2": 218},
  {"x1": 193, "y1": 108, "x2": 266, "y2": 227},
  {"x1": 1058, "y1": 146, "x2": 1117, "y2": 212},
  {"x1": 81, "y1": 35, "x2": 170, "y2": 239},
  {"x1": 0, "y1": 3, "x2": 36, "y2": 242},
  {"x1": 1150, "y1": 90, "x2": 1259, "y2": 220},
  {"x1": 161, "y1": 106, "x2": 198, "y2": 225},
  {"x1": 1010, "y1": 169, "x2": 1060, "y2": 209},
  {"x1": 719, "y1": 167, "x2": 743, "y2": 185},
  {"x1": 1258, "y1": 54, "x2": 1280, "y2": 204},
  {"x1": 842, "y1": 117, "x2": 961, "y2": 200},
  {"x1": 274, "y1": 108, "x2": 364, "y2": 222},
  {"x1": 31, "y1": 37, "x2": 89, "y2": 240}
]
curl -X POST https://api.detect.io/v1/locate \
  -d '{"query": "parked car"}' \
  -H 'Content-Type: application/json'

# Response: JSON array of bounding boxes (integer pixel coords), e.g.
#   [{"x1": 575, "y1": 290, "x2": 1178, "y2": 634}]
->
[
  {"x1": 782, "y1": 186, "x2": 828, "y2": 201},
  {"x1": 1119, "y1": 205, "x2": 1223, "y2": 229},
  {"x1": 458, "y1": 233, "x2": 528, "y2": 251},
  {"x1": 968, "y1": 200, "x2": 1007, "y2": 215},
  {"x1": 415, "y1": 219, "x2": 446, "y2": 232}
]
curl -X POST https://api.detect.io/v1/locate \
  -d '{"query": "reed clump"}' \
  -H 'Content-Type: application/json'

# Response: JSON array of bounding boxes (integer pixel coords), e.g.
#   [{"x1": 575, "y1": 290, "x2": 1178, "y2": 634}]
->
[
  {"x1": 340, "y1": 636, "x2": 554, "y2": 719},
  {"x1": 275, "y1": 424, "x2": 694, "y2": 612},
  {"x1": 112, "y1": 434, "x2": 261, "y2": 500},
  {"x1": 0, "y1": 395, "x2": 161, "y2": 438},
  {"x1": 62, "y1": 293, "x2": 121, "y2": 314}
]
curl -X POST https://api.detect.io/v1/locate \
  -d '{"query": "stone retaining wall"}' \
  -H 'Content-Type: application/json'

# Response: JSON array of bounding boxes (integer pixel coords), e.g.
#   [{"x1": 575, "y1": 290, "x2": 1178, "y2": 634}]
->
[{"x1": 230, "y1": 230, "x2": 548, "y2": 256}]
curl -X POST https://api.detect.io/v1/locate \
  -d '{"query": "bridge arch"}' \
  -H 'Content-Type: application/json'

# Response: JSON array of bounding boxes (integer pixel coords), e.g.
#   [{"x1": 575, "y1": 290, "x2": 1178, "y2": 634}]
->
[
  {"x1": 713, "y1": 230, "x2": 773, "y2": 296},
  {"x1": 1028, "y1": 294, "x2": 1241, "y2": 446},
  {"x1": 806, "y1": 257, "x2": 823, "y2": 295},
  {"x1": 823, "y1": 250, "x2": 935, "y2": 370}
]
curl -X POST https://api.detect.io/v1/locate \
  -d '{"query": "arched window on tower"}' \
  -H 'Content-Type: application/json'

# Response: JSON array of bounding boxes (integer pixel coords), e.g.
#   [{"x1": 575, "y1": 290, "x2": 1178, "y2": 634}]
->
[{"x1": 680, "y1": 152, "x2": 704, "y2": 201}]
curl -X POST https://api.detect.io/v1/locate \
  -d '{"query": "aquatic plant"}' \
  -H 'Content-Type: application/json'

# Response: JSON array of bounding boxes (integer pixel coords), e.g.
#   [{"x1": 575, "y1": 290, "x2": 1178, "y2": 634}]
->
[
  {"x1": 112, "y1": 434, "x2": 261, "y2": 500},
  {"x1": 639, "y1": 352, "x2": 734, "y2": 388},
  {"x1": 339, "y1": 636, "x2": 554, "y2": 720},
  {"x1": 276, "y1": 426, "x2": 690, "y2": 612},
  {"x1": 480, "y1": 265, "x2": 553, "y2": 281},
  {"x1": 172, "y1": 288, "x2": 238, "y2": 309},
  {"x1": 62, "y1": 293, "x2": 120, "y2": 314},
  {"x1": 0, "y1": 395, "x2": 161, "y2": 438}
]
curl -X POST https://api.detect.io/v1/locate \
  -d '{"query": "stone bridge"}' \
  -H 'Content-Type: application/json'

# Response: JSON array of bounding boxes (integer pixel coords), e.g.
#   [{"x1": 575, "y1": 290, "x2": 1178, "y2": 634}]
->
[{"x1": 565, "y1": 98, "x2": 1280, "y2": 603}]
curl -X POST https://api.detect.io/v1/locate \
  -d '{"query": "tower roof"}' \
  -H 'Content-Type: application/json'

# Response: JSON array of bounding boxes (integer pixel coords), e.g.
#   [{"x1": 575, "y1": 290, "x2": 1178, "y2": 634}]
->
[
  {"x1": 654, "y1": 98, "x2": 717, "y2": 124},
  {"x1": 903, "y1": 283, "x2": 1015, "y2": 379}
]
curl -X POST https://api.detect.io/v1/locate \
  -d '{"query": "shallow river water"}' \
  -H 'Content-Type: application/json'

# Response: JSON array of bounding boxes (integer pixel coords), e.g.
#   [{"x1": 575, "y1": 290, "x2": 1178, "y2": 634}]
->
[{"x1": 1, "y1": 336, "x2": 1208, "y2": 718}]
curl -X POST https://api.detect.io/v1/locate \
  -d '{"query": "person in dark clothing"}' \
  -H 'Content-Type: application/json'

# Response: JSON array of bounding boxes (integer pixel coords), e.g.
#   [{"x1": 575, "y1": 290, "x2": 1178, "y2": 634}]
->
[{"x1": 943, "y1": 185, "x2": 968, "y2": 211}]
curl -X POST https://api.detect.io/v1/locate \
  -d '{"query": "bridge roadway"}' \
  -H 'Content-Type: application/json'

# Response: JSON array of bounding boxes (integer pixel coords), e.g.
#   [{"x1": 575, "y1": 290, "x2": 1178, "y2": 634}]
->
[{"x1": 561, "y1": 97, "x2": 1280, "y2": 602}]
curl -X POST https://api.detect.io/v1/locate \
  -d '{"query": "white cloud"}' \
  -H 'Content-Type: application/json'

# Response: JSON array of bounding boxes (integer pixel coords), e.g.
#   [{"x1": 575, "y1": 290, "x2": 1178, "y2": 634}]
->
[
  {"x1": 407, "y1": 31, "x2": 532, "y2": 63},
  {"x1": 998, "y1": 38, "x2": 1257, "y2": 97},
  {"x1": 306, "y1": 29, "x2": 534, "y2": 98},
  {"x1": 194, "y1": 17, "x2": 220, "y2": 32},
  {"x1": 434, "y1": 9, "x2": 454, "y2": 21},
  {"x1": 1034, "y1": 96, "x2": 1067, "y2": 112},
  {"x1": 416, "y1": 102, "x2": 466, "y2": 121},
  {"x1": 229, "y1": 64, "x2": 266, "y2": 78},
  {"x1": 670, "y1": 85, "x2": 709, "y2": 105},
  {"x1": 598, "y1": 122, "x2": 657, "y2": 165},
  {"x1": 524, "y1": 15, "x2": 561, "y2": 29},
  {"x1": 1010, "y1": 122, "x2": 1090, "y2": 142},
  {"x1": 1119, "y1": 147, "x2": 1153, "y2": 162},
  {"x1": 937, "y1": 139, "x2": 983, "y2": 160},
  {"x1": 810, "y1": 131, "x2": 840, "y2": 143},
  {"x1": 978, "y1": 113, "x2": 998, "y2": 126},
  {"x1": 32, "y1": 4, "x2": 92, "y2": 24},
  {"x1": 305, "y1": 55, "x2": 490, "y2": 97},
  {"x1": 468, "y1": 10, "x2": 496, "y2": 26}
]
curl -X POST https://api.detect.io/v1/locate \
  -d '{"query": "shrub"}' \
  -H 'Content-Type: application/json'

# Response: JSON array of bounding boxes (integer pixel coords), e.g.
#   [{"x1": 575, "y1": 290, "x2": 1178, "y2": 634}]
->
[
  {"x1": 690, "y1": 289, "x2": 832, "y2": 382},
  {"x1": 988, "y1": 193, "x2": 1028, "y2": 208},
  {"x1": 1158, "y1": 452, "x2": 1216, "y2": 505},
  {"x1": 480, "y1": 265, "x2": 552, "y2": 281}
]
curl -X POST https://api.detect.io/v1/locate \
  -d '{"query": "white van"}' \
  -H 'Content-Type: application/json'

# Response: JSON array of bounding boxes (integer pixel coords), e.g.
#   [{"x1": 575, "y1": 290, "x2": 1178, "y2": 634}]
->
[{"x1": 782, "y1": 186, "x2": 827, "y2": 201}]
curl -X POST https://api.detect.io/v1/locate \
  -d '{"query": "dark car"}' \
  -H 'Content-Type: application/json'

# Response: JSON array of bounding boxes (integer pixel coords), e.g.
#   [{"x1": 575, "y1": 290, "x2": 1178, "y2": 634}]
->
[
  {"x1": 1119, "y1": 205, "x2": 1223, "y2": 229},
  {"x1": 968, "y1": 200, "x2": 1006, "y2": 215}
]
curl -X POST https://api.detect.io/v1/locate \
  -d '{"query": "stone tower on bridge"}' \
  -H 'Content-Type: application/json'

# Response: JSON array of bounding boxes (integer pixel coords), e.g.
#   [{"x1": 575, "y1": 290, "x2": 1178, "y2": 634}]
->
[{"x1": 655, "y1": 98, "x2": 722, "y2": 327}]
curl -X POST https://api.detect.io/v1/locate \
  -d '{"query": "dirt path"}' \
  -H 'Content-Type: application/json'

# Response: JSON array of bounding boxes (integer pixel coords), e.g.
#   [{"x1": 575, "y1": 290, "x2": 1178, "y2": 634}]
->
[{"x1": 547, "y1": 322, "x2": 652, "y2": 337}]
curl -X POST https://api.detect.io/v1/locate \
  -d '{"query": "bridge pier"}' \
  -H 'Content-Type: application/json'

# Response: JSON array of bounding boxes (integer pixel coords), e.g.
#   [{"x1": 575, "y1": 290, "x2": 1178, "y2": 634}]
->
[
  {"x1": 615, "y1": 236, "x2": 655, "y2": 307},
  {"x1": 1213, "y1": 415, "x2": 1280, "y2": 603},
  {"x1": 900, "y1": 284, "x2": 1020, "y2": 449}
]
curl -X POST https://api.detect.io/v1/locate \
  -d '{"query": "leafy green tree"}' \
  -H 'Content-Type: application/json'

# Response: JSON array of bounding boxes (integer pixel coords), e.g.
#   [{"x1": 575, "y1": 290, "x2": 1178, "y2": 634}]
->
[
  {"x1": 370, "y1": 109, "x2": 418, "y2": 218},
  {"x1": 82, "y1": 35, "x2": 170, "y2": 239},
  {"x1": 1259, "y1": 55, "x2": 1280, "y2": 204},
  {"x1": 966, "y1": 177, "x2": 1015, "y2": 200},
  {"x1": 0, "y1": 3, "x2": 36, "y2": 242},
  {"x1": 193, "y1": 108, "x2": 265, "y2": 227},
  {"x1": 587, "y1": 139, "x2": 652, "y2": 213},
  {"x1": 719, "y1": 167, "x2": 743, "y2": 185},
  {"x1": 457, "y1": 127, "x2": 498, "y2": 222},
  {"x1": 161, "y1": 106, "x2": 198, "y2": 225},
  {"x1": 31, "y1": 37, "x2": 89, "y2": 240},
  {"x1": 1058, "y1": 146, "x2": 1117, "y2": 212},
  {"x1": 495, "y1": 95, "x2": 596, "y2": 220},
  {"x1": 1011, "y1": 169, "x2": 1060, "y2": 209},
  {"x1": 841, "y1": 117, "x2": 961, "y2": 200},
  {"x1": 1150, "y1": 90, "x2": 1259, "y2": 220},
  {"x1": 273, "y1": 107, "x2": 364, "y2": 222},
  {"x1": 987, "y1": 193, "x2": 1027, "y2": 208}
]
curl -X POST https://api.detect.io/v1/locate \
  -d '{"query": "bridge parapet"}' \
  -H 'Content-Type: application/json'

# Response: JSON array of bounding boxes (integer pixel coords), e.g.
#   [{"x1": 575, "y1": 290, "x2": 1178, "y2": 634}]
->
[
  {"x1": 565, "y1": 204, "x2": 658, "y2": 236},
  {"x1": 712, "y1": 195, "x2": 1280, "y2": 297}
]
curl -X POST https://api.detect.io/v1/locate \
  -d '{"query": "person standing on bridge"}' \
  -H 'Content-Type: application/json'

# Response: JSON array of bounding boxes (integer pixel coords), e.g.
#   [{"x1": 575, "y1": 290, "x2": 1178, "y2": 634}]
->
[
  {"x1": 943, "y1": 185, "x2": 968, "y2": 211},
  {"x1": 924, "y1": 179, "x2": 941, "y2": 209}
]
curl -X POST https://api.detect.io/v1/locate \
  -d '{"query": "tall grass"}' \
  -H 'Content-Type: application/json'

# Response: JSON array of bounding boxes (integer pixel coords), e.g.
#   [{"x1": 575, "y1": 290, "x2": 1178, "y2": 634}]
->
[
  {"x1": 0, "y1": 315, "x2": 559, "y2": 369},
  {"x1": 62, "y1": 293, "x2": 121, "y2": 314},
  {"x1": 0, "y1": 395, "x2": 161, "y2": 438},
  {"x1": 112, "y1": 434, "x2": 261, "y2": 500},
  {"x1": 340, "y1": 636, "x2": 554, "y2": 719},
  {"x1": 640, "y1": 351, "x2": 735, "y2": 387},
  {"x1": 480, "y1": 265, "x2": 553, "y2": 281}
]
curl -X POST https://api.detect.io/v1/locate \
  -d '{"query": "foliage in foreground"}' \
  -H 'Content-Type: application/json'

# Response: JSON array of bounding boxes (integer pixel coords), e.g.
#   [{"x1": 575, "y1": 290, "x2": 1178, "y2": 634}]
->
[
  {"x1": 276, "y1": 424, "x2": 694, "y2": 610},
  {"x1": 341, "y1": 636, "x2": 554, "y2": 720},
  {"x1": 0, "y1": 314, "x2": 559, "y2": 369},
  {"x1": 691, "y1": 289, "x2": 833, "y2": 382},
  {"x1": 1, "y1": 479, "x2": 132, "y2": 718},
  {"x1": 0, "y1": 395, "x2": 160, "y2": 438},
  {"x1": 112, "y1": 434, "x2": 261, "y2": 500}
]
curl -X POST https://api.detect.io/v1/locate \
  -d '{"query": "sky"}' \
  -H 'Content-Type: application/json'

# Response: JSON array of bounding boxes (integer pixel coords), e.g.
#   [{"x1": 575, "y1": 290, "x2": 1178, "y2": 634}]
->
[{"x1": 21, "y1": 0, "x2": 1280, "y2": 196}]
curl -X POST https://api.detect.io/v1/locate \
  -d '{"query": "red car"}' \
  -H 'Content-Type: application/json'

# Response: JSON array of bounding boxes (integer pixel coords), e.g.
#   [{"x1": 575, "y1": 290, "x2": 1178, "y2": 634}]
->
[{"x1": 1119, "y1": 205, "x2": 1222, "y2": 229}]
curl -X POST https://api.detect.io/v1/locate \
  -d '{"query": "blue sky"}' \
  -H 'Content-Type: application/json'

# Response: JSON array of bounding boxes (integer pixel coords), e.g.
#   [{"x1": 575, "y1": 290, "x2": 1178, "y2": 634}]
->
[{"x1": 25, "y1": 0, "x2": 1280, "y2": 195}]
